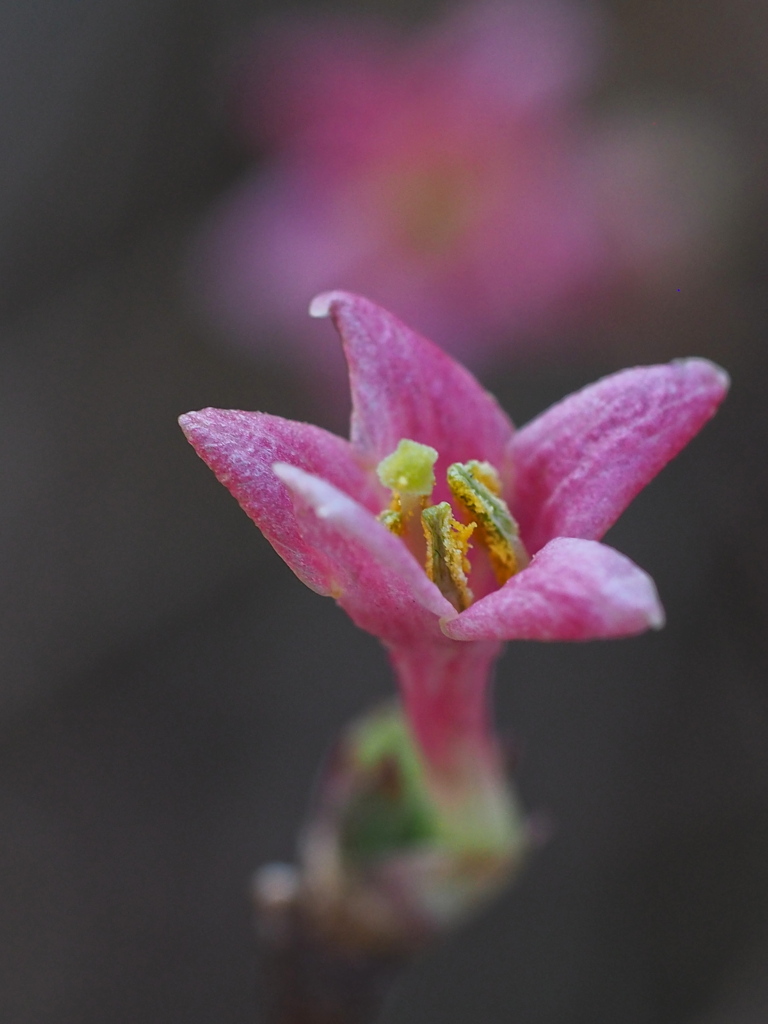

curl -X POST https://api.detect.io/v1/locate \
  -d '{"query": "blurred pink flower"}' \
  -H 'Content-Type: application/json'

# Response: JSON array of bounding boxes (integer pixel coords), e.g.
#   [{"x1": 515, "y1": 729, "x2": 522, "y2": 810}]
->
[
  {"x1": 192, "y1": 1, "x2": 617, "y2": 372},
  {"x1": 193, "y1": 4, "x2": 738, "y2": 382},
  {"x1": 180, "y1": 293, "x2": 728, "y2": 775}
]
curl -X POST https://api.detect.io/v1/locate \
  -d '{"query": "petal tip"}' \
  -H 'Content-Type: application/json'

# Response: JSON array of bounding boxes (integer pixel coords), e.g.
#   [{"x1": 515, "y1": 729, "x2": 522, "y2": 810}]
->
[
  {"x1": 272, "y1": 461, "x2": 307, "y2": 494},
  {"x1": 676, "y1": 356, "x2": 731, "y2": 396},
  {"x1": 309, "y1": 290, "x2": 348, "y2": 318},
  {"x1": 178, "y1": 409, "x2": 207, "y2": 442},
  {"x1": 628, "y1": 566, "x2": 665, "y2": 634},
  {"x1": 437, "y1": 611, "x2": 460, "y2": 636},
  {"x1": 648, "y1": 599, "x2": 666, "y2": 631},
  {"x1": 272, "y1": 461, "x2": 339, "y2": 521}
]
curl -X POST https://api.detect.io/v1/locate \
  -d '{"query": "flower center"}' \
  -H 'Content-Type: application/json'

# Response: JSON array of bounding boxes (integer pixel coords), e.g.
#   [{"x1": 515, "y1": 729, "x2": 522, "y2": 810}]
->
[
  {"x1": 391, "y1": 165, "x2": 471, "y2": 256},
  {"x1": 376, "y1": 439, "x2": 529, "y2": 612},
  {"x1": 360, "y1": 152, "x2": 477, "y2": 260}
]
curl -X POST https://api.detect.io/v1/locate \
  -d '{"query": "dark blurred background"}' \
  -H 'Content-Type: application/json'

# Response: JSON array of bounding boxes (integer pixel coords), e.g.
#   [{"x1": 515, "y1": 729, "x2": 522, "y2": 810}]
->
[{"x1": 1, "y1": 1, "x2": 767, "y2": 1022}]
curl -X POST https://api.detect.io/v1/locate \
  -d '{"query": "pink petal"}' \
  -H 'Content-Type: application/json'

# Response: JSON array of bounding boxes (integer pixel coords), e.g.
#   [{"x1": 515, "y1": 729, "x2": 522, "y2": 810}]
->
[
  {"x1": 179, "y1": 410, "x2": 380, "y2": 595},
  {"x1": 509, "y1": 359, "x2": 730, "y2": 553},
  {"x1": 232, "y1": 14, "x2": 400, "y2": 156},
  {"x1": 419, "y1": 0, "x2": 597, "y2": 116},
  {"x1": 192, "y1": 172, "x2": 374, "y2": 366},
  {"x1": 441, "y1": 537, "x2": 664, "y2": 642},
  {"x1": 310, "y1": 291, "x2": 515, "y2": 496},
  {"x1": 274, "y1": 463, "x2": 456, "y2": 645}
]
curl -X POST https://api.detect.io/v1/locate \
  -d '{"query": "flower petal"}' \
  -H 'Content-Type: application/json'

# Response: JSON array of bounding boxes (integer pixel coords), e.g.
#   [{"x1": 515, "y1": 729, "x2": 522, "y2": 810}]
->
[
  {"x1": 441, "y1": 537, "x2": 664, "y2": 641},
  {"x1": 179, "y1": 410, "x2": 380, "y2": 595},
  {"x1": 232, "y1": 14, "x2": 399, "y2": 153},
  {"x1": 310, "y1": 291, "x2": 515, "y2": 493},
  {"x1": 509, "y1": 359, "x2": 730, "y2": 553},
  {"x1": 274, "y1": 463, "x2": 456, "y2": 645},
  {"x1": 422, "y1": 0, "x2": 597, "y2": 116}
]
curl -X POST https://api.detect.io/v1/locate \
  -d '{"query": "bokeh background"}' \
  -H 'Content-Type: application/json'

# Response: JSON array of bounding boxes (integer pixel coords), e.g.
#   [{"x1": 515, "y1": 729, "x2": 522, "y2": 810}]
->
[{"x1": 1, "y1": 1, "x2": 767, "y2": 1022}]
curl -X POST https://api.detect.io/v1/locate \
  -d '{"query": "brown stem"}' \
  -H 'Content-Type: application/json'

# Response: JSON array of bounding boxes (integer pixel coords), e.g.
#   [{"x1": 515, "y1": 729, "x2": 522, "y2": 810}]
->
[{"x1": 254, "y1": 865, "x2": 414, "y2": 1024}]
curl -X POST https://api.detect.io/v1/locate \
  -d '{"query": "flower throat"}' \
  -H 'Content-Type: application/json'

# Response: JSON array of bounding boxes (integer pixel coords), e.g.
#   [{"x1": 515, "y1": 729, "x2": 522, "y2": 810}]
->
[{"x1": 376, "y1": 439, "x2": 529, "y2": 612}]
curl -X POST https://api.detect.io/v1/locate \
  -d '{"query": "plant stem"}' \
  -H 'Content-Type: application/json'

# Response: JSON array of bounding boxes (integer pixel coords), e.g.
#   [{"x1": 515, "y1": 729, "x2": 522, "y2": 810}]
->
[{"x1": 254, "y1": 864, "x2": 413, "y2": 1024}]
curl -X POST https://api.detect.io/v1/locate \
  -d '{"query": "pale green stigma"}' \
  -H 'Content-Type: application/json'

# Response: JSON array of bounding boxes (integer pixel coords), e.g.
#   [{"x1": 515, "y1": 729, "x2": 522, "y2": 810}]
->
[{"x1": 376, "y1": 439, "x2": 438, "y2": 498}]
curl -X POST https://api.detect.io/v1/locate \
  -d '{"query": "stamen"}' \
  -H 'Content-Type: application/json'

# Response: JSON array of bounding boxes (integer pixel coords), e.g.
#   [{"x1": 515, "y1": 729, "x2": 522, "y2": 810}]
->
[
  {"x1": 462, "y1": 460, "x2": 502, "y2": 495},
  {"x1": 447, "y1": 461, "x2": 529, "y2": 585},
  {"x1": 377, "y1": 506, "x2": 405, "y2": 536},
  {"x1": 422, "y1": 502, "x2": 476, "y2": 612},
  {"x1": 376, "y1": 443, "x2": 529, "y2": 599}
]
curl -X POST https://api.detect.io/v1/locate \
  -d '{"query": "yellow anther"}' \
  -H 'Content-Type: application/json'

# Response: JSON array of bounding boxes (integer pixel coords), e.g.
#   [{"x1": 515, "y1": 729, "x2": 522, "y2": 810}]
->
[
  {"x1": 377, "y1": 506, "x2": 405, "y2": 536},
  {"x1": 447, "y1": 462, "x2": 529, "y2": 586},
  {"x1": 464, "y1": 460, "x2": 501, "y2": 495},
  {"x1": 422, "y1": 502, "x2": 476, "y2": 612}
]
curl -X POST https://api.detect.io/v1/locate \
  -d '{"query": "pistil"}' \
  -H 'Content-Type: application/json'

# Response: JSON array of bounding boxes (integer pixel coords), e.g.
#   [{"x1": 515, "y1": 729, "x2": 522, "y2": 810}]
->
[{"x1": 376, "y1": 438, "x2": 439, "y2": 557}]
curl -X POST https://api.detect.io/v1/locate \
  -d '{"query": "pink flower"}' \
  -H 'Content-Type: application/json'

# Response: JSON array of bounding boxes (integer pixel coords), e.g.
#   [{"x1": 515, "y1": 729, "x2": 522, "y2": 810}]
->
[
  {"x1": 179, "y1": 293, "x2": 728, "y2": 779},
  {"x1": 193, "y1": 2, "x2": 610, "y2": 372}
]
